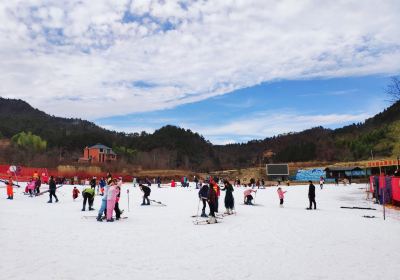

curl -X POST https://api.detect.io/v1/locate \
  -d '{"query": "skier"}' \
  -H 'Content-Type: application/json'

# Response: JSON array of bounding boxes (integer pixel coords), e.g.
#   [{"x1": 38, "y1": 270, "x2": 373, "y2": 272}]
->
[
  {"x1": 133, "y1": 177, "x2": 137, "y2": 188},
  {"x1": 171, "y1": 179, "x2": 176, "y2": 188},
  {"x1": 47, "y1": 176, "x2": 59, "y2": 203},
  {"x1": 73, "y1": 186, "x2": 80, "y2": 200},
  {"x1": 99, "y1": 177, "x2": 106, "y2": 196},
  {"x1": 277, "y1": 187, "x2": 287, "y2": 207},
  {"x1": 319, "y1": 176, "x2": 324, "y2": 189},
  {"x1": 157, "y1": 176, "x2": 161, "y2": 188},
  {"x1": 209, "y1": 177, "x2": 220, "y2": 212},
  {"x1": 35, "y1": 177, "x2": 41, "y2": 194},
  {"x1": 106, "y1": 180, "x2": 119, "y2": 222},
  {"x1": 96, "y1": 182, "x2": 109, "y2": 222},
  {"x1": 194, "y1": 176, "x2": 199, "y2": 189},
  {"x1": 114, "y1": 184, "x2": 122, "y2": 220},
  {"x1": 222, "y1": 180, "x2": 234, "y2": 214},
  {"x1": 6, "y1": 176, "x2": 13, "y2": 200},
  {"x1": 139, "y1": 184, "x2": 151, "y2": 205},
  {"x1": 244, "y1": 189, "x2": 257, "y2": 205},
  {"x1": 261, "y1": 178, "x2": 265, "y2": 188},
  {"x1": 307, "y1": 180, "x2": 316, "y2": 210},
  {"x1": 27, "y1": 179, "x2": 36, "y2": 197},
  {"x1": 207, "y1": 181, "x2": 217, "y2": 224},
  {"x1": 82, "y1": 186, "x2": 95, "y2": 211},
  {"x1": 198, "y1": 183, "x2": 209, "y2": 217}
]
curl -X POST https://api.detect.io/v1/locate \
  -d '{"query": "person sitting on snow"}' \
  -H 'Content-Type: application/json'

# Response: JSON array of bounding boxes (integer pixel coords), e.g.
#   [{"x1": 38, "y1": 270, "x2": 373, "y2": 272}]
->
[
  {"x1": 244, "y1": 189, "x2": 257, "y2": 205},
  {"x1": 139, "y1": 184, "x2": 151, "y2": 205}
]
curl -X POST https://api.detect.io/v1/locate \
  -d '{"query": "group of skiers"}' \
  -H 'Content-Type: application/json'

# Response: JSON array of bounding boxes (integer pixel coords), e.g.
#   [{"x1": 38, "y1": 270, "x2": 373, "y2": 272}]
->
[{"x1": 24, "y1": 177, "x2": 42, "y2": 197}]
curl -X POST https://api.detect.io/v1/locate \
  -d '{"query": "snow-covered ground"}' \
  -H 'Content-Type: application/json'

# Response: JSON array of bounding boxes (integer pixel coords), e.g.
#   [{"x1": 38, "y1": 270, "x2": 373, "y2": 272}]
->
[{"x1": 1, "y1": 182, "x2": 400, "y2": 280}]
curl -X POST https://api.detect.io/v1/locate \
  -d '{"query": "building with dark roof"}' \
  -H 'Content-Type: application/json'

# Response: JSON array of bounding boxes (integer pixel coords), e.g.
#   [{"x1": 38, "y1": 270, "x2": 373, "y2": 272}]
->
[{"x1": 79, "y1": 144, "x2": 117, "y2": 163}]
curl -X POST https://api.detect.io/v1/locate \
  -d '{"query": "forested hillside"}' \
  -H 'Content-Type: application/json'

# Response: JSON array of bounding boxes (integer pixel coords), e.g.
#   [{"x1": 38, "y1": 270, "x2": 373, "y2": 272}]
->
[{"x1": 1, "y1": 97, "x2": 400, "y2": 171}]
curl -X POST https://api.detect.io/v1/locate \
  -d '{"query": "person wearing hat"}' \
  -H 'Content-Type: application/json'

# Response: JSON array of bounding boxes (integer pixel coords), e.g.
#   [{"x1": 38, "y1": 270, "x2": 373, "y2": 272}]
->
[
  {"x1": 307, "y1": 180, "x2": 316, "y2": 210},
  {"x1": 139, "y1": 184, "x2": 151, "y2": 205}
]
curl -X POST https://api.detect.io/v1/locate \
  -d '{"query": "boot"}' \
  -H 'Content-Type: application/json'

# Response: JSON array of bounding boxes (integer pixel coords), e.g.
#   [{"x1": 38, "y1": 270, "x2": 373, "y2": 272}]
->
[
  {"x1": 81, "y1": 208, "x2": 85, "y2": 211},
  {"x1": 106, "y1": 218, "x2": 114, "y2": 222},
  {"x1": 201, "y1": 210, "x2": 208, "y2": 218},
  {"x1": 96, "y1": 214, "x2": 103, "y2": 222},
  {"x1": 207, "y1": 216, "x2": 217, "y2": 224},
  {"x1": 47, "y1": 200, "x2": 52, "y2": 203},
  {"x1": 55, "y1": 198, "x2": 59, "y2": 203},
  {"x1": 89, "y1": 207, "x2": 94, "y2": 211}
]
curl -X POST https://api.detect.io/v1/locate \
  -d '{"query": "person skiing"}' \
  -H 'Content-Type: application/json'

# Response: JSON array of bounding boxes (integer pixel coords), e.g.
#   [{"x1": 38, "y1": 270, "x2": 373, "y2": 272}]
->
[
  {"x1": 35, "y1": 177, "x2": 41, "y2": 194},
  {"x1": 82, "y1": 186, "x2": 95, "y2": 211},
  {"x1": 96, "y1": 182, "x2": 109, "y2": 222},
  {"x1": 207, "y1": 182, "x2": 218, "y2": 224},
  {"x1": 209, "y1": 177, "x2": 220, "y2": 212},
  {"x1": 114, "y1": 184, "x2": 122, "y2": 220},
  {"x1": 27, "y1": 179, "x2": 36, "y2": 197},
  {"x1": 106, "y1": 180, "x2": 119, "y2": 222},
  {"x1": 307, "y1": 180, "x2": 316, "y2": 210},
  {"x1": 319, "y1": 176, "x2": 324, "y2": 190},
  {"x1": 73, "y1": 186, "x2": 80, "y2": 200},
  {"x1": 157, "y1": 176, "x2": 161, "y2": 188},
  {"x1": 222, "y1": 180, "x2": 235, "y2": 215},
  {"x1": 139, "y1": 184, "x2": 151, "y2": 205},
  {"x1": 198, "y1": 183, "x2": 209, "y2": 217},
  {"x1": 277, "y1": 187, "x2": 287, "y2": 207},
  {"x1": 194, "y1": 176, "x2": 199, "y2": 189},
  {"x1": 6, "y1": 176, "x2": 13, "y2": 200},
  {"x1": 244, "y1": 189, "x2": 257, "y2": 205},
  {"x1": 47, "y1": 176, "x2": 59, "y2": 203}
]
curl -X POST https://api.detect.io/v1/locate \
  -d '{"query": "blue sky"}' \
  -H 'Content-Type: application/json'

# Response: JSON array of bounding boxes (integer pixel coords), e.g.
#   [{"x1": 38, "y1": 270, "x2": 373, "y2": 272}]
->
[
  {"x1": 96, "y1": 75, "x2": 391, "y2": 144},
  {"x1": 1, "y1": 1, "x2": 400, "y2": 144}
]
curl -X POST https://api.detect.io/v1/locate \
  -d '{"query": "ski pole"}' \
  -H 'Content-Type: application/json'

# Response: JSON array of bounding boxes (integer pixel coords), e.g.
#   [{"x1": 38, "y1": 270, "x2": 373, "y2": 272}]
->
[
  {"x1": 196, "y1": 198, "x2": 201, "y2": 217},
  {"x1": 127, "y1": 188, "x2": 130, "y2": 212}
]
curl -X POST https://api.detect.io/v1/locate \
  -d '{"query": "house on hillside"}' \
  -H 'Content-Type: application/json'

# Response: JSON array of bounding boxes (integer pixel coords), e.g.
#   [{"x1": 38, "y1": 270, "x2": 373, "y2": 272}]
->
[{"x1": 78, "y1": 144, "x2": 117, "y2": 164}]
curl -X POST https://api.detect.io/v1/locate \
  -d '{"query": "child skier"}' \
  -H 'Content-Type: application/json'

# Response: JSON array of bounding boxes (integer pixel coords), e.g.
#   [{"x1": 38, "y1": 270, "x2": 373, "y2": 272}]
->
[
  {"x1": 139, "y1": 184, "x2": 151, "y2": 205},
  {"x1": 277, "y1": 187, "x2": 287, "y2": 207},
  {"x1": 198, "y1": 183, "x2": 209, "y2": 217},
  {"x1": 6, "y1": 176, "x2": 13, "y2": 200},
  {"x1": 106, "y1": 180, "x2": 119, "y2": 222},
  {"x1": 27, "y1": 179, "x2": 36, "y2": 197},
  {"x1": 114, "y1": 184, "x2": 122, "y2": 220},
  {"x1": 207, "y1": 182, "x2": 217, "y2": 224},
  {"x1": 319, "y1": 176, "x2": 325, "y2": 189},
  {"x1": 244, "y1": 189, "x2": 257, "y2": 205},
  {"x1": 73, "y1": 186, "x2": 80, "y2": 200}
]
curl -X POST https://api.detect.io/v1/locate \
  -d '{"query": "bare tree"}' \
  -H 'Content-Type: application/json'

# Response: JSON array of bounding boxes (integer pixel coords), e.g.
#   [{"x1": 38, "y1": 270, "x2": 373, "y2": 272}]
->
[{"x1": 386, "y1": 76, "x2": 400, "y2": 103}]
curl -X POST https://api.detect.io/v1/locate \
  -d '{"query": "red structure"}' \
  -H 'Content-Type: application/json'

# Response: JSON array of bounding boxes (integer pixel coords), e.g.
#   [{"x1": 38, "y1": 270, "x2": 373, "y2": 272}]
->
[{"x1": 79, "y1": 144, "x2": 117, "y2": 163}]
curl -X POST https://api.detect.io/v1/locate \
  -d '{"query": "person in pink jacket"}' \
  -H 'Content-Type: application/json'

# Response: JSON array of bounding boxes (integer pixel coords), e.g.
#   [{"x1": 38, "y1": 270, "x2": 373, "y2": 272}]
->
[
  {"x1": 106, "y1": 180, "x2": 119, "y2": 222},
  {"x1": 277, "y1": 187, "x2": 287, "y2": 207},
  {"x1": 27, "y1": 179, "x2": 36, "y2": 197}
]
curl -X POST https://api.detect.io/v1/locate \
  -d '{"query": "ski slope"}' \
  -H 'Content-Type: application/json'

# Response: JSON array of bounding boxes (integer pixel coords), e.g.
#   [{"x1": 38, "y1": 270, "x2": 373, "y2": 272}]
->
[{"x1": 1, "y1": 182, "x2": 400, "y2": 280}]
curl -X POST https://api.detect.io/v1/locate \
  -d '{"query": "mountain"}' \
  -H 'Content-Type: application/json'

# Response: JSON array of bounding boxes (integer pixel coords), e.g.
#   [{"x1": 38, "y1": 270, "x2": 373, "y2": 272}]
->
[{"x1": 1, "y1": 97, "x2": 400, "y2": 170}]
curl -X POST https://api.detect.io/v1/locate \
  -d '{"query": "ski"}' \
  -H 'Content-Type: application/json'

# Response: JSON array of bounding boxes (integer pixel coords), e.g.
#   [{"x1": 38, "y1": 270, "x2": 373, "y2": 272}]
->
[
  {"x1": 149, "y1": 199, "x2": 167, "y2": 206},
  {"x1": 35, "y1": 185, "x2": 64, "y2": 196},
  {"x1": 341, "y1": 206, "x2": 376, "y2": 210},
  {"x1": 193, "y1": 219, "x2": 221, "y2": 225},
  {"x1": 82, "y1": 216, "x2": 128, "y2": 220}
]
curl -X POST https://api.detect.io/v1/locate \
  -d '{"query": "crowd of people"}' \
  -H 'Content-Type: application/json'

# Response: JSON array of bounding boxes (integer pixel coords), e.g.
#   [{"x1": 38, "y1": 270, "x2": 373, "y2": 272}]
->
[{"x1": 3, "y1": 172, "x2": 320, "y2": 224}]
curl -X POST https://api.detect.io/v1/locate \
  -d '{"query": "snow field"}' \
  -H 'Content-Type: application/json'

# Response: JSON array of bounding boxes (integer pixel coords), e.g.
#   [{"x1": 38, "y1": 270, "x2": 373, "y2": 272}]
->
[{"x1": 1, "y1": 182, "x2": 400, "y2": 280}]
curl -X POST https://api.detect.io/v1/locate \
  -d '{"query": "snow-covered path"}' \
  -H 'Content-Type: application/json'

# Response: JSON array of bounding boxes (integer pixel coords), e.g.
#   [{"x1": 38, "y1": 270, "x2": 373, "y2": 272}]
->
[{"x1": 1, "y1": 183, "x2": 399, "y2": 280}]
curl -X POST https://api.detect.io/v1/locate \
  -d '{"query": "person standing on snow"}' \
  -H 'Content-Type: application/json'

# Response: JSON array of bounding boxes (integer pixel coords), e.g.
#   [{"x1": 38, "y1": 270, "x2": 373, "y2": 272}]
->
[
  {"x1": 209, "y1": 177, "x2": 220, "y2": 212},
  {"x1": 307, "y1": 180, "x2": 316, "y2": 210},
  {"x1": 96, "y1": 182, "x2": 109, "y2": 222},
  {"x1": 35, "y1": 177, "x2": 41, "y2": 194},
  {"x1": 157, "y1": 176, "x2": 161, "y2": 188},
  {"x1": 106, "y1": 180, "x2": 119, "y2": 222},
  {"x1": 222, "y1": 180, "x2": 234, "y2": 214},
  {"x1": 277, "y1": 187, "x2": 287, "y2": 207},
  {"x1": 47, "y1": 176, "x2": 59, "y2": 203},
  {"x1": 198, "y1": 183, "x2": 209, "y2": 217},
  {"x1": 90, "y1": 176, "x2": 96, "y2": 189},
  {"x1": 114, "y1": 183, "x2": 122, "y2": 220},
  {"x1": 139, "y1": 184, "x2": 151, "y2": 205},
  {"x1": 6, "y1": 176, "x2": 13, "y2": 200},
  {"x1": 319, "y1": 176, "x2": 324, "y2": 190},
  {"x1": 207, "y1": 182, "x2": 218, "y2": 224}
]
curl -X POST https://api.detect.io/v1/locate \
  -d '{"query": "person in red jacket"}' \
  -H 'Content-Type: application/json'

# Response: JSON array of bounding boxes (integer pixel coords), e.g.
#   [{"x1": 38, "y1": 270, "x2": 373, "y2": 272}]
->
[
  {"x1": 72, "y1": 186, "x2": 80, "y2": 200},
  {"x1": 6, "y1": 176, "x2": 13, "y2": 200},
  {"x1": 207, "y1": 183, "x2": 217, "y2": 224}
]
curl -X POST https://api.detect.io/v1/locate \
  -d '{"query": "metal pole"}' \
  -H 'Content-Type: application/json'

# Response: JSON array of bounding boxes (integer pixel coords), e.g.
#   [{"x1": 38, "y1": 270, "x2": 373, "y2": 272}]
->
[{"x1": 127, "y1": 188, "x2": 130, "y2": 212}]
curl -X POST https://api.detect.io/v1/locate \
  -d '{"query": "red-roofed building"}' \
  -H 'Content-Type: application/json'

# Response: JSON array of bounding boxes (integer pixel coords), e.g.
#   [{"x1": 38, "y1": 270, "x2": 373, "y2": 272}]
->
[{"x1": 79, "y1": 144, "x2": 117, "y2": 163}]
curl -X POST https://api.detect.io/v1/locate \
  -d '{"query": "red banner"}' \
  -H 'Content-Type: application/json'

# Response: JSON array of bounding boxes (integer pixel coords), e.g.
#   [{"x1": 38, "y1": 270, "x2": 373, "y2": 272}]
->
[{"x1": 392, "y1": 177, "x2": 400, "y2": 203}]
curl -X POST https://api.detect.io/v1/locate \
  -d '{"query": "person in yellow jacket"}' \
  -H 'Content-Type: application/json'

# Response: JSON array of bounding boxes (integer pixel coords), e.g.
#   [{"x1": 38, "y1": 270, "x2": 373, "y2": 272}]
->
[{"x1": 6, "y1": 176, "x2": 13, "y2": 200}]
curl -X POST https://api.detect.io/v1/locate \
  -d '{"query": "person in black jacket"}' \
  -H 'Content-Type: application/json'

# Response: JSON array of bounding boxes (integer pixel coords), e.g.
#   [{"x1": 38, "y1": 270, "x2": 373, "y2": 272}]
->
[
  {"x1": 222, "y1": 180, "x2": 234, "y2": 215},
  {"x1": 207, "y1": 184, "x2": 217, "y2": 223},
  {"x1": 198, "y1": 183, "x2": 209, "y2": 217},
  {"x1": 47, "y1": 176, "x2": 59, "y2": 203},
  {"x1": 307, "y1": 180, "x2": 316, "y2": 210},
  {"x1": 139, "y1": 184, "x2": 151, "y2": 205},
  {"x1": 90, "y1": 177, "x2": 96, "y2": 189}
]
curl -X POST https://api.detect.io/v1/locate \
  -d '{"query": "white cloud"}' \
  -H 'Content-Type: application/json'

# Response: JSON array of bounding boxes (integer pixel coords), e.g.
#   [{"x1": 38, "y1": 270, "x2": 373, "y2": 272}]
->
[{"x1": 0, "y1": 0, "x2": 399, "y2": 119}]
